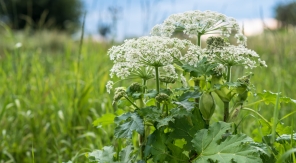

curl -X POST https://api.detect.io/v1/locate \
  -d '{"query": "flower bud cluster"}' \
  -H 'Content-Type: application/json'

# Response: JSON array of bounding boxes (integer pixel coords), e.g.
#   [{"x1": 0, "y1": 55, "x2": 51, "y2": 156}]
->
[
  {"x1": 159, "y1": 76, "x2": 177, "y2": 84},
  {"x1": 155, "y1": 93, "x2": 170, "y2": 103}
]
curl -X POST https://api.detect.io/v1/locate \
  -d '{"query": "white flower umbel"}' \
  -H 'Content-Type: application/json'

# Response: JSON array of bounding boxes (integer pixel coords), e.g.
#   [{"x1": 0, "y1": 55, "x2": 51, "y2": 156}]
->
[
  {"x1": 108, "y1": 36, "x2": 202, "y2": 80},
  {"x1": 208, "y1": 45, "x2": 266, "y2": 69},
  {"x1": 151, "y1": 10, "x2": 245, "y2": 45}
]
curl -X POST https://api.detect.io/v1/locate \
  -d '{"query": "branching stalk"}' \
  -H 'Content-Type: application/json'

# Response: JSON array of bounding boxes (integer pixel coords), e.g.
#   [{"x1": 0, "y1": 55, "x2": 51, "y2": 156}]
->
[{"x1": 124, "y1": 96, "x2": 140, "y2": 110}]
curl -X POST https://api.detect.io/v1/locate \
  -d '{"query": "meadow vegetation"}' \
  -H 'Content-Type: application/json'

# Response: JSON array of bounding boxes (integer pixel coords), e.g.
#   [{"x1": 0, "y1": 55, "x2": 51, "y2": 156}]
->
[{"x1": 0, "y1": 25, "x2": 295, "y2": 162}]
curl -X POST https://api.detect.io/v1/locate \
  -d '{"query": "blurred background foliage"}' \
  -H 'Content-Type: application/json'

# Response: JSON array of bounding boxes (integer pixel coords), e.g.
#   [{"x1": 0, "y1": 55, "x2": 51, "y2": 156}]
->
[
  {"x1": 275, "y1": 1, "x2": 296, "y2": 28},
  {"x1": 0, "y1": 0, "x2": 296, "y2": 162},
  {"x1": 0, "y1": 0, "x2": 82, "y2": 31}
]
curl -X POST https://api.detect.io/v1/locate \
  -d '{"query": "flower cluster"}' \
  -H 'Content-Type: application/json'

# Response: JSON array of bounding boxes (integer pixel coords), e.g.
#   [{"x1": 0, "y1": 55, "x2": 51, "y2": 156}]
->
[
  {"x1": 151, "y1": 10, "x2": 245, "y2": 45},
  {"x1": 108, "y1": 36, "x2": 202, "y2": 79},
  {"x1": 207, "y1": 45, "x2": 267, "y2": 69}
]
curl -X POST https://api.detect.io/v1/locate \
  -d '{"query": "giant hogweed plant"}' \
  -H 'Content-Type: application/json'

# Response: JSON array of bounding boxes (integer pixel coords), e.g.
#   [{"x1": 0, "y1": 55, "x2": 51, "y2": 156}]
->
[{"x1": 88, "y1": 11, "x2": 296, "y2": 163}]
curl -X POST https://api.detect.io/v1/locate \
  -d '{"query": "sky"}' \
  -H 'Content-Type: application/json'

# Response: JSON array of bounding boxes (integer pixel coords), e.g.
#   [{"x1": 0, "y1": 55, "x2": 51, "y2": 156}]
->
[{"x1": 83, "y1": 0, "x2": 290, "y2": 40}]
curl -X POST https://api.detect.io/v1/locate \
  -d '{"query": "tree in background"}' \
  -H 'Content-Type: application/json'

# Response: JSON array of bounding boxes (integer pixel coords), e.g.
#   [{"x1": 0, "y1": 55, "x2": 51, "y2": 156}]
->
[
  {"x1": 0, "y1": 0, "x2": 82, "y2": 31},
  {"x1": 275, "y1": 1, "x2": 296, "y2": 28}
]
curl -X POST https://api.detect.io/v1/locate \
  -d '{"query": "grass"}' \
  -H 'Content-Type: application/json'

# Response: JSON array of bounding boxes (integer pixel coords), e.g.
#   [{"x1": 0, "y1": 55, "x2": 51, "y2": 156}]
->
[
  {"x1": 0, "y1": 28, "x2": 114, "y2": 162},
  {"x1": 0, "y1": 26, "x2": 295, "y2": 162}
]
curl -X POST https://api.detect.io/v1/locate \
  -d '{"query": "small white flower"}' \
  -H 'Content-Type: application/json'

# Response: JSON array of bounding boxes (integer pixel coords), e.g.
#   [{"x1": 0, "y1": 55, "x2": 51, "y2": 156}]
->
[
  {"x1": 15, "y1": 42, "x2": 22, "y2": 48},
  {"x1": 213, "y1": 64, "x2": 226, "y2": 75},
  {"x1": 258, "y1": 59, "x2": 268, "y2": 67},
  {"x1": 106, "y1": 81, "x2": 114, "y2": 94},
  {"x1": 235, "y1": 33, "x2": 247, "y2": 46}
]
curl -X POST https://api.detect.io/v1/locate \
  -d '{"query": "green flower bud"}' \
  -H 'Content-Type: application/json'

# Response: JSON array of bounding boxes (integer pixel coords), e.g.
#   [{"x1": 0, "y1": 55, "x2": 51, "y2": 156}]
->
[
  {"x1": 159, "y1": 76, "x2": 176, "y2": 84},
  {"x1": 129, "y1": 82, "x2": 142, "y2": 93},
  {"x1": 113, "y1": 87, "x2": 126, "y2": 102},
  {"x1": 155, "y1": 93, "x2": 170, "y2": 103},
  {"x1": 199, "y1": 92, "x2": 216, "y2": 120}
]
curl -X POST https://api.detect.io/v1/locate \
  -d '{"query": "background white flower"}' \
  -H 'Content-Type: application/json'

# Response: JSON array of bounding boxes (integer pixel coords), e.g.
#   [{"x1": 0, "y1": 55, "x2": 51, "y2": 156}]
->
[{"x1": 151, "y1": 10, "x2": 246, "y2": 45}]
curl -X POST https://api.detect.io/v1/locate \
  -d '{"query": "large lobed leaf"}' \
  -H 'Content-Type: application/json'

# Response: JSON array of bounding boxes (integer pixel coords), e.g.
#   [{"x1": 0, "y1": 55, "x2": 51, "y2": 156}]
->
[
  {"x1": 169, "y1": 108, "x2": 206, "y2": 150},
  {"x1": 192, "y1": 122, "x2": 262, "y2": 163},
  {"x1": 144, "y1": 130, "x2": 189, "y2": 162},
  {"x1": 114, "y1": 112, "x2": 144, "y2": 138}
]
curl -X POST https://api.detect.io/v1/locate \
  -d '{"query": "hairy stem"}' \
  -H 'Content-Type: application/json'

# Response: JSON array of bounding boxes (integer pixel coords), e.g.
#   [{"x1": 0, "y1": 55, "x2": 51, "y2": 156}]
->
[{"x1": 155, "y1": 66, "x2": 161, "y2": 109}]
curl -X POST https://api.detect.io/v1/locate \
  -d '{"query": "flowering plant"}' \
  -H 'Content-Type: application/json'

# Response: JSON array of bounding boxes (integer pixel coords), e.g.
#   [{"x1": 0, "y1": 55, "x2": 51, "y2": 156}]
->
[{"x1": 88, "y1": 10, "x2": 296, "y2": 163}]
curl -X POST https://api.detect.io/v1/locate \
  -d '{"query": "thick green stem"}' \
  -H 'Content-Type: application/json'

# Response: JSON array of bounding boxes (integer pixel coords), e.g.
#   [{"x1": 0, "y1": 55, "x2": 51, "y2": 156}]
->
[
  {"x1": 165, "y1": 104, "x2": 168, "y2": 116},
  {"x1": 224, "y1": 101, "x2": 230, "y2": 122},
  {"x1": 226, "y1": 66, "x2": 232, "y2": 82},
  {"x1": 224, "y1": 66, "x2": 232, "y2": 122},
  {"x1": 197, "y1": 33, "x2": 202, "y2": 47},
  {"x1": 155, "y1": 66, "x2": 161, "y2": 109},
  {"x1": 142, "y1": 79, "x2": 147, "y2": 94},
  {"x1": 139, "y1": 79, "x2": 147, "y2": 161},
  {"x1": 139, "y1": 134, "x2": 144, "y2": 160}
]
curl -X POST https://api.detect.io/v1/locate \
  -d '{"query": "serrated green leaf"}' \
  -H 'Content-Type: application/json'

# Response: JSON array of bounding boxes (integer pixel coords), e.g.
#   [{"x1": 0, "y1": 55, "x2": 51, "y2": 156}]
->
[
  {"x1": 114, "y1": 112, "x2": 144, "y2": 138},
  {"x1": 276, "y1": 133, "x2": 296, "y2": 143},
  {"x1": 178, "y1": 91, "x2": 201, "y2": 101},
  {"x1": 173, "y1": 100, "x2": 195, "y2": 111},
  {"x1": 88, "y1": 146, "x2": 115, "y2": 163},
  {"x1": 119, "y1": 145, "x2": 134, "y2": 163},
  {"x1": 280, "y1": 96, "x2": 296, "y2": 104},
  {"x1": 250, "y1": 142, "x2": 272, "y2": 158},
  {"x1": 156, "y1": 116, "x2": 175, "y2": 129},
  {"x1": 144, "y1": 130, "x2": 169, "y2": 162},
  {"x1": 131, "y1": 93, "x2": 142, "y2": 99},
  {"x1": 167, "y1": 143, "x2": 189, "y2": 162},
  {"x1": 182, "y1": 58, "x2": 217, "y2": 77},
  {"x1": 137, "y1": 106, "x2": 161, "y2": 121},
  {"x1": 192, "y1": 122, "x2": 262, "y2": 163},
  {"x1": 170, "y1": 107, "x2": 191, "y2": 118},
  {"x1": 224, "y1": 82, "x2": 242, "y2": 87},
  {"x1": 144, "y1": 90, "x2": 158, "y2": 98},
  {"x1": 117, "y1": 98, "x2": 132, "y2": 108},
  {"x1": 93, "y1": 113, "x2": 116, "y2": 127},
  {"x1": 145, "y1": 98, "x2": 156, "y2": 106},
  {"x1": 169, "y1": 108, "x2": 206, "y2": 150},
  {"x1": 257, "y1": 90, "x2": 296, "y2": 105}
]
